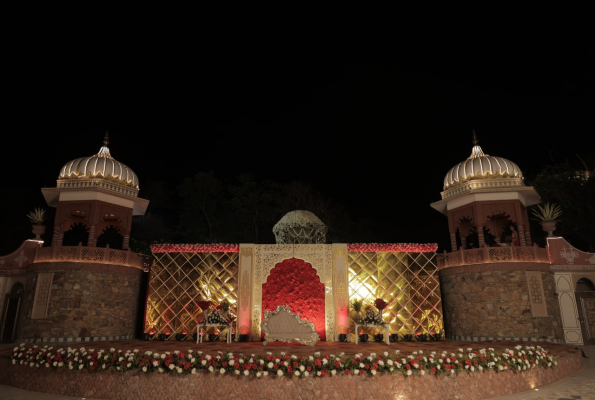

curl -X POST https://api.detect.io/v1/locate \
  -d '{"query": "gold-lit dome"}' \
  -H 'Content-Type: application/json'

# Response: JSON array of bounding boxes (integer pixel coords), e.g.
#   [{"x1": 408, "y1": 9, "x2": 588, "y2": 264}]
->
[
  {"x1": 273, "y1": 210, "x2": 328, "y2": 244},
  {"x1": 58, "y1": 132, "x2": 139, "y2": 189},
  {"x1": 443, "y1": 132, "x2": 523, "y2": 190}
]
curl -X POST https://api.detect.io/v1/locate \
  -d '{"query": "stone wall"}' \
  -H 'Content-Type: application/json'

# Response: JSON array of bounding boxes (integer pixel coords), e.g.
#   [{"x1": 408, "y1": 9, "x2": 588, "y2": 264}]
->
[
  {"x1": 440, "y1": 263, "x2": 564, "y2": 341},
  {"x1": 16, "y1": 262, "x2": 143, "y2": 340}
]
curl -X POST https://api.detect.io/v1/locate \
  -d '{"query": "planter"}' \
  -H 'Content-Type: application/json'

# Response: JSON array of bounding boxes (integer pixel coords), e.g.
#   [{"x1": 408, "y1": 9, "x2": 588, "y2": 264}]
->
[
  {"x1": 403, "y1": 334, "x2": 413, "y2": 342},
  {"x1": 32, "y1": 224, "x2": 46, "y2": 240},
  {"x1": 540, "y1": 221, "x2": 558, "y2": 237},
  {"x1": 338, "y1": 334, "x2": 348, "y2": 342},
  {"x1": 390, "y1": 333, "x2": 400, "y2": 342},
  {"x1": 374, "y1": 334, "x2": 384, "y2": 342},
  {"x1": 430, "y1": 333, "x2": 442, "y2": 341},
  {"x1": 208, "y1": 333, "x2": 219, "y2": 342},
  {"x1": 416, "y1": 333, "x2": 428, "y2": 342},
  {"x1": 359, "y1": 333, "x2": 369, "y2": 343}
]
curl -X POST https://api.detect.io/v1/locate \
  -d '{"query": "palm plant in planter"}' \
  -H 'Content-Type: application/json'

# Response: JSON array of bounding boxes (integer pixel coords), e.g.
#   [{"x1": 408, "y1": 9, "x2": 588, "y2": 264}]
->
[
  {"x1": 530, "y1": 202, "x2": 562, "y2": 237},
  {"x1": 26, "y1": 207, "x2": 47, "y2": 239}
]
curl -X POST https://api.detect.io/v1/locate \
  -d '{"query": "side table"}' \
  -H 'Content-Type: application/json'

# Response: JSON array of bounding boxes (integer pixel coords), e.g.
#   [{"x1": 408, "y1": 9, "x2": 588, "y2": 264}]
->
[
  {"x1": 197, "y1": 323, "x2": 232, "y2": 344},
  {"x1": 354, "y1": 323, "x2": 390, "y2": 345}
]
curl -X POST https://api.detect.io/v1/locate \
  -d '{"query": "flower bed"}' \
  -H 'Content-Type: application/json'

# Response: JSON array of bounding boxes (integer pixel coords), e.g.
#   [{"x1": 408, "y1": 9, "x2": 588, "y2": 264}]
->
[{"x1": 8, "y1": 344, "x2": 557, "y2": 378}]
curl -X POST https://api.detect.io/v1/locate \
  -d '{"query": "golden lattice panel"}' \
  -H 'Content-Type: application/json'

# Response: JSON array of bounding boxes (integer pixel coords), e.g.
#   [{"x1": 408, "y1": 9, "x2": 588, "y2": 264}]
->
[
  {"x1": 145, "y1": 252, "x2": 239, "y2": 340},
  {"x1": 348, "y1": 251, "x2": 443, "y2": 337}
]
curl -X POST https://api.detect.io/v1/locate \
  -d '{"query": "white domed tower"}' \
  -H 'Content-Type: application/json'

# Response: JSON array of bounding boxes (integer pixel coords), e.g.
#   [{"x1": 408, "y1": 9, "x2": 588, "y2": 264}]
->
[
  {"x1": 272, "y1": 210, "x2": 328, "y2": 244},
  {"x1": 41, "y1": 132, "x2": 149, "y2": 249},
  {"x1": 430, "y1": 132, "x2": 540, "y2": 250}
]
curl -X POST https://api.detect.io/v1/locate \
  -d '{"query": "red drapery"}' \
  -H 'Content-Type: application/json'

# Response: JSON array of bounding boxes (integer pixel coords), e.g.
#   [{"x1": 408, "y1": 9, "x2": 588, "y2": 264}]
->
[{"x1": 261, "y1": 258, "x2": 326, "y2": 341}]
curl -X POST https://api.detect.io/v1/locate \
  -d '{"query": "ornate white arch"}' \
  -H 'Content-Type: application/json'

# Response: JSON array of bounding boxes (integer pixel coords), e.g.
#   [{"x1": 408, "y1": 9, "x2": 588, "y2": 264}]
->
[{"x1": 250, "y1": 244, "x2": 334, "y2": 341}]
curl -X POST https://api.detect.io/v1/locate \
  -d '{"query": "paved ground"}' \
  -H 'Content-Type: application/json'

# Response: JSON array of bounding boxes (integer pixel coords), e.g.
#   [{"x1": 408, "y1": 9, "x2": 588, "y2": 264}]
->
[{"x1": 0, "y1": 339, "x2": 592, "y2": 400}]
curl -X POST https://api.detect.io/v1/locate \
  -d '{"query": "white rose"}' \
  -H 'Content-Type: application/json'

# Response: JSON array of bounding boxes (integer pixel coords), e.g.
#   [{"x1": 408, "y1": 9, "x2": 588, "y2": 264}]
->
[
  {"x1": 169, "y1": 364, "x2": 175, "y2": 370},
  {"x1": 220, "y1": 368, "x2": 226, "y2": 374},
  {"x1": 277, "y1": 370, "x2": 283, "y2": 376},
  {"x1": 244, "y1": 370, "x2": 249, "y2": 376}
]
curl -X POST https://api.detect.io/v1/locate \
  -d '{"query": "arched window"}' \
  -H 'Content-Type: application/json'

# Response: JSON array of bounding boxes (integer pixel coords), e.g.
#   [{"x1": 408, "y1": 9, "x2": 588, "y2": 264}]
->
[
  {"x1": 96, "y1": 225, "x2": 123, "y2": 250},
  {"x1": 62, "y1": 222, "x2": 89, "y2": 246},
  {"x1": 10, "y1": 282, "x2": 24, "y2": 294},
  {"x1": 576, "y1": 278, "x2": 595, "y2": 292}
]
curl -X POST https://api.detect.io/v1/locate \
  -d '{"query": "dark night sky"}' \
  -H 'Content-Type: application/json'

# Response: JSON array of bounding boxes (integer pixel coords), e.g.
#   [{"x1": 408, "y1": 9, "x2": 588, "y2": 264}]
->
[{"x1": 2, "y1": 42, "x2": 593, "y2": 254}]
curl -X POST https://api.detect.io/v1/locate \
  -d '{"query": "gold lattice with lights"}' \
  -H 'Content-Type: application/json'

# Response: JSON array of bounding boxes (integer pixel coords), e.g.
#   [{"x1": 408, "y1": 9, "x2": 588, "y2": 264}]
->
[
  {"x1": 144, "y1": 252, "x2": 239, "y2": 340},
  {"x1": 348, "y1": 251, "x2": 443, "y2": 337}
]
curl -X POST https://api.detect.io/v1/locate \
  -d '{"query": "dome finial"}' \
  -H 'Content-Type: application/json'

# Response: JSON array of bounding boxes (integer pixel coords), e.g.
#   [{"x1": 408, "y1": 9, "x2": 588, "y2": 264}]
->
[
  {"x1": 472, "y1": 130, "x2": 479, "y2": 146},
  {"x1": 103, "y1": 130, "x2": 109, "y2": 147}
]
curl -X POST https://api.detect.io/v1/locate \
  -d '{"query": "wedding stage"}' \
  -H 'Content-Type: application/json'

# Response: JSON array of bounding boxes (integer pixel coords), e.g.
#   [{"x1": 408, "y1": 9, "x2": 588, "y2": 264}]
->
[{"x1": 0, "y1": 339, "x2": 584, "y2": 400}]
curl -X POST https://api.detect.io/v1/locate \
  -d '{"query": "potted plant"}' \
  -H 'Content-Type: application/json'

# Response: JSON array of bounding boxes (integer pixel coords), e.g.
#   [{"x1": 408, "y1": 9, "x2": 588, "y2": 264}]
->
[
  {"x1": 350, "y1": 298, "x2": 363, "y2": 321},
  {"x1": 26, "y1": 207, "x2": 47, "y2": 239},
  {"x1": 530, "y1": 202, "x2": 562, "y2": 237}
]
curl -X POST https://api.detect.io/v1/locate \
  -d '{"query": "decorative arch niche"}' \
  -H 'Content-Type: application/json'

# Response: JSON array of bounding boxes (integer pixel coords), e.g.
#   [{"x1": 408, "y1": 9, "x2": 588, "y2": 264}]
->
[
  {"x1": 251, "y1": 244, "x2": 333, "y2": 341},
  {"x1": 96, "y1": 225, "x2": 124, "y2": 249},
  {"x1": 62, "y1": 222, "x2": 90, "y2": 246},
  {"x1": 262, "y1": 258, "x2": 326, "y2": 340}
]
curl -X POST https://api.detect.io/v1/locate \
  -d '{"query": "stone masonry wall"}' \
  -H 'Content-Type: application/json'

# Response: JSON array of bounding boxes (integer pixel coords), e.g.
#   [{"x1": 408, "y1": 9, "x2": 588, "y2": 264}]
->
[
  {"x1": 440, "y1": 265, "x2": 564, "y2": 340},
  {"x1": 16, "y1": 262, "x2": 142, "y2": 340}
]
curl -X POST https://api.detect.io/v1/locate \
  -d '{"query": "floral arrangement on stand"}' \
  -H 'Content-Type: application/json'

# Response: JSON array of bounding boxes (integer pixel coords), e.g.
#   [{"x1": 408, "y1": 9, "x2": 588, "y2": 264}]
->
[
  {"x1": 359, "y1": 308, "x2": 383, "y2": 325},
  {"x1": 204, "y1": 308, "x2": 230, "y2": 326},
  {"x1": 374, "y1": 298, "x2": 387, "y2": 320},
  {"x1": 9, "y1": 344, "x2": 557, "y2": 378}
]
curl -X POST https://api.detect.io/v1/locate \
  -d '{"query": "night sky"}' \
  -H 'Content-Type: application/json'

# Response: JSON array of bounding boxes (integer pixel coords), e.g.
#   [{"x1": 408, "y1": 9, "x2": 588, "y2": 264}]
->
[{"x1": 2, "y1": 44, "x2": 593, "y2": 254}]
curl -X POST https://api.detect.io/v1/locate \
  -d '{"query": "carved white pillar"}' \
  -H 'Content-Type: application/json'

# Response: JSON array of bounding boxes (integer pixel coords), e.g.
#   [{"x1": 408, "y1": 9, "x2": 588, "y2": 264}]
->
[
  {"x1": 238, "y1": 244, "x2": 254, "y2": 341},
  {"x1": 332, "y1": 244, "x2": 349, "y2": 341}
]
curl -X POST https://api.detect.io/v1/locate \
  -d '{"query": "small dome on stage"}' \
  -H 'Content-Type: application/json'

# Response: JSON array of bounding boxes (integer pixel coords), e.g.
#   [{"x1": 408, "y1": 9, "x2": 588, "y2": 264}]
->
[
  {"x1": 273, "y1": 210, "x2": 328, "y2": 244},
  {"x1": 58, "y1": 131, "x2": 139, "y2": 189},
  {"x1": 443, "y1": 131, "x2": 523, "y2": 190}
]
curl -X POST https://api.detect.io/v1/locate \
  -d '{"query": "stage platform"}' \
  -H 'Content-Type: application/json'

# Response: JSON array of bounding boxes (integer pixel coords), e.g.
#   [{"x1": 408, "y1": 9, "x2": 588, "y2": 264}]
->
[{"x1": 0, "y1": 339, "x2": 585, "y2": 400}]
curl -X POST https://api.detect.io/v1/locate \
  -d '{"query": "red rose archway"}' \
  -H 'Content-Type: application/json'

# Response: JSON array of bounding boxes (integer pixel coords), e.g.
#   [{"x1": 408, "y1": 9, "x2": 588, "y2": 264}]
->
[{"x1": 262, "y1": 258, "x2": 326, "y2": 341}]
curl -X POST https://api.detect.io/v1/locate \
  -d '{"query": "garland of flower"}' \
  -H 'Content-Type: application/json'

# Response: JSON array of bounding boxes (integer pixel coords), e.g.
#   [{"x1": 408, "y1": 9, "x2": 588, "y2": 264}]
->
[
  {"x1": 149, "y1": 243, "x2": 438, "y2": 254},
  {"x1": 347, "y1": 243, "x2": 438, "y2": 253},
  {"x1": 8, "y1": 344, "x2": 556, "y2": 378},
  {"x1": 150, "y1": 244, "x2": 240, "y2": 253}
]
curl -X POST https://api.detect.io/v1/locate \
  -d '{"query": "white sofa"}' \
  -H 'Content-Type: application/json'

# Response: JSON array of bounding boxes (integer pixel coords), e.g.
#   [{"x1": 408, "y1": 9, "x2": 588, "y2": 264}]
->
[{"x1": 261, "y1": 305, "x2": 320, "y2": 346}]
